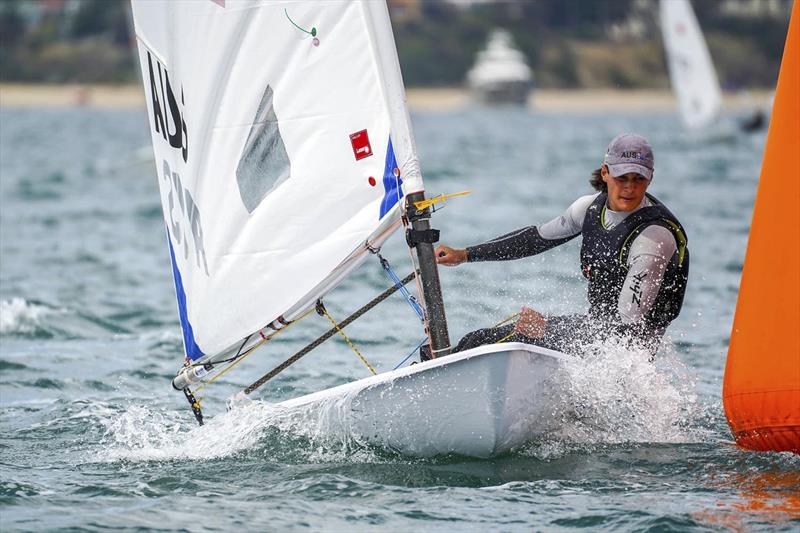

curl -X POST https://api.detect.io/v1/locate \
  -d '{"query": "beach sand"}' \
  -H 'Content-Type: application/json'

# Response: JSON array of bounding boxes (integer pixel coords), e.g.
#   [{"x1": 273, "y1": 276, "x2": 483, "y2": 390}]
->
[{"x1": 0, "y1": 83, "x2": 773, "y2": 113}]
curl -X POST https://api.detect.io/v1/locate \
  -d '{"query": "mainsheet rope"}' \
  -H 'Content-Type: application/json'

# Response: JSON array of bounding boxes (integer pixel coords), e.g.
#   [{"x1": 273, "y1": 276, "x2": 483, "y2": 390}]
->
[
  {"x1": 242, "y1": 271, "x2": 418, "y2": 395},
  {"x1": 317, "y1": 302, "x2": 377, "y2": 375},
  {"x1": 493, "y1": 311, "x2": 522, "y2": 344},
  {"x1": 194, "y1": 258, "x2": 424, "y2": 399}
]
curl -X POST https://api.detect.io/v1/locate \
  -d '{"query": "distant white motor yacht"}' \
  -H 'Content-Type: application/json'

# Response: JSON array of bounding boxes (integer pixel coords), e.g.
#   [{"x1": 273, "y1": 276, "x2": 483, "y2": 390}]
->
[{"x1": 467, "y1": 30, "x2": 533, "y2": 105}]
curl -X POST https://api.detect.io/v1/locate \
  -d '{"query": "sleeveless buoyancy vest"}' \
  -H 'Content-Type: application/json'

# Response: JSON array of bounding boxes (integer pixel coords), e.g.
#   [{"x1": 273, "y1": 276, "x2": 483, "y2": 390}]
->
[{"x1": 580, "y1": 193, "x2": 689, "y2": 330}]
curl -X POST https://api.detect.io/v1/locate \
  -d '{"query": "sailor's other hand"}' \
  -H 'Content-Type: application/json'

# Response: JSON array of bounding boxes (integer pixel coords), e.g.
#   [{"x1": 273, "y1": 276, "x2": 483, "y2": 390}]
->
[
  {"x1": 514, "y1": 306, "x2": 547, "y2": 338},
  {"x1": 435, "y1": 245, "x2": 467, "y2": 266}
]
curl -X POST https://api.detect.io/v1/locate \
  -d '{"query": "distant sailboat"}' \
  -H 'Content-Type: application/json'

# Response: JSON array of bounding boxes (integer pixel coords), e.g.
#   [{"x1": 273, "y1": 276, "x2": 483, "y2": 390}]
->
[
  {"x1": 131, "y1": 0, "x2": 569, "y2": 458},
  {"x1": 659, "y1": 0, "x2": 723, "y2": 130}
]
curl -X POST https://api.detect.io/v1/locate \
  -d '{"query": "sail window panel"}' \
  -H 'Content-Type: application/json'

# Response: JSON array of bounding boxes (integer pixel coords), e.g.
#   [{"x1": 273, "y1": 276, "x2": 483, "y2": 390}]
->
[{"x1": 236, "y1": 85, "x2": 291, "y2": 213}]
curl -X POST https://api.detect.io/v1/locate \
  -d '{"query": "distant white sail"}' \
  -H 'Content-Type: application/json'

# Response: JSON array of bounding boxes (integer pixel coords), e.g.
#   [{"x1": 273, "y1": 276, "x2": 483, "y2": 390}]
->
[
  {"x1": 131, "y1": 0, "x2": 424, "y2": 360},
  {"x1": 660, "y1": 0, "x2": 723, "y2": 130}
]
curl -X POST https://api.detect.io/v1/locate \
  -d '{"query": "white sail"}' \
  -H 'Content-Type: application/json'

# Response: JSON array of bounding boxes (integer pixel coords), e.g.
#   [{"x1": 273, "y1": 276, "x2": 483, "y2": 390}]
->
[
  {"x1": 660, "y1": 0, "x2": 723, "y2": 130},
  {"x1": 131, "y1": 0, "x2": 424, "y2": 360}
]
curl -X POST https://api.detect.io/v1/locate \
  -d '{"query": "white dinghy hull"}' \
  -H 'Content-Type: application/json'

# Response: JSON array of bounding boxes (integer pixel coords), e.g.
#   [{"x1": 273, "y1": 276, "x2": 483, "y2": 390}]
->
[{"x1": 278, "y1": 343, "x2": 571, "y2": 458}]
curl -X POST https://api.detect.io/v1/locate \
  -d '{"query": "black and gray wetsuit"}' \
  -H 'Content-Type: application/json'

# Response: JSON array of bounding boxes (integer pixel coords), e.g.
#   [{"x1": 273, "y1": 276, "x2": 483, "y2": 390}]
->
[{"x1": 455, "y1": 192, "x2": 689, "y2": 355}]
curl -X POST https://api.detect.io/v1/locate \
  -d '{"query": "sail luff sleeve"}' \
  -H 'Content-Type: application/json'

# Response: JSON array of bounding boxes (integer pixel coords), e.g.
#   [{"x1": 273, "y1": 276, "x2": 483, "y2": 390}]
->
[{"x1": 363, "y1": 0, "x2": 423, "y2": 194}]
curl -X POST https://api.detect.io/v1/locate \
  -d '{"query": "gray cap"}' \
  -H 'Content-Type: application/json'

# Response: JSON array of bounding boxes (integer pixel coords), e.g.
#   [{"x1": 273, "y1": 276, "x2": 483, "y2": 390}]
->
[{"x1": 603, "y1": 133, "x2": 654, "y2": 180}]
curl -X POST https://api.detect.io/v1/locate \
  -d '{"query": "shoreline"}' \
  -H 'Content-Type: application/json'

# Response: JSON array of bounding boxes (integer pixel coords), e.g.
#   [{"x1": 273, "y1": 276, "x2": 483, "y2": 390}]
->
[{"x1": 0, "y1": 83, "x2": 773, "y2": 112}]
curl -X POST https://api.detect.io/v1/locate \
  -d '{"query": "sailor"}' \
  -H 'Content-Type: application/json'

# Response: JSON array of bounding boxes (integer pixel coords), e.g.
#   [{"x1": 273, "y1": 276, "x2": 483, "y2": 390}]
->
[
  {"x1": 436, "y1": 133, "x2": 689, "y2": 356},
  {"x1": 739, "y1": 108, "x2": 767, "y2": 133}
]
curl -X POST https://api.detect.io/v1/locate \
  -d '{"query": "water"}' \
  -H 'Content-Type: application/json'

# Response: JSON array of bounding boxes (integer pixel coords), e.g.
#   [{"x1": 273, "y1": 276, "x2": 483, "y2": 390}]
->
[{"x1": 1, "y1": 106, "x2": 798, "y2": 531}]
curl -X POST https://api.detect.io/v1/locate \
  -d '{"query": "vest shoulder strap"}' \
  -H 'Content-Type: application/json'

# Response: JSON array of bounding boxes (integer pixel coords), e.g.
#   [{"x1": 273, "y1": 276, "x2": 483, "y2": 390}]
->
[{"x1": 618, "y1": 194, "x2": 689, "y2": 268}]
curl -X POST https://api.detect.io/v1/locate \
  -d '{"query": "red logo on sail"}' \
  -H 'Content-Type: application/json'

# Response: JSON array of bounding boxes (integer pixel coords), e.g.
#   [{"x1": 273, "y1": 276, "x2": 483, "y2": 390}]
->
[{"x1": 349, "y1": 129, "x2": 373, "y2": 161}]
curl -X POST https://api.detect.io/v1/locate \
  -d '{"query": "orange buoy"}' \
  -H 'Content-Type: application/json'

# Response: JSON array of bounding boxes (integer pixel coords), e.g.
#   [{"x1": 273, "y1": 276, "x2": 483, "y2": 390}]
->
[{"x1": 722, "y1": 3, "x2": 800, "y2": 454}]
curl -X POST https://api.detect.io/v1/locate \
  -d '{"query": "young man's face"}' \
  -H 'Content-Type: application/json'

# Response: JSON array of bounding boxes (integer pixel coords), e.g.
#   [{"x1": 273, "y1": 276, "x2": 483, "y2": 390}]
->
[{"x1": 601, "y1": 164, "x2": 650, "y2": 212}]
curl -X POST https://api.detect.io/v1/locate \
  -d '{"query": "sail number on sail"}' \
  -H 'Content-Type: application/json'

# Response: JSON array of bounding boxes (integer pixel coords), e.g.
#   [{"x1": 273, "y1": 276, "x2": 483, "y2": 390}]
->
[
  {"x1": 145, "y1": 50, "x2": 209, "y2": 277},
  {"x1": 146, "y1": 51, "x2": 187, "y2": 161},
  {"x1": 161, "y1": 160, "x2": 209, "y2": 276}
]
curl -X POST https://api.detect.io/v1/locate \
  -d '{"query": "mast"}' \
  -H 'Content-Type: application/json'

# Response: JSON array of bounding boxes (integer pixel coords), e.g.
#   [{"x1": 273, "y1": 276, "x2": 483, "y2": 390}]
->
[
  {"x1": 405, "y1": 191, "x2": 451, "y2": 357},
  {"x1": 363, "y1": 1, "x2": 451, "y2": 357}
]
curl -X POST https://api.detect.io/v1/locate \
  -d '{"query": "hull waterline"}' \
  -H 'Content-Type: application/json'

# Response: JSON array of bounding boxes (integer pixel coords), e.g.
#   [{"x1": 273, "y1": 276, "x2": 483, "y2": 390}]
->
[{"x1": 277, "y1": 342, "x2": 571, "y2": 457}]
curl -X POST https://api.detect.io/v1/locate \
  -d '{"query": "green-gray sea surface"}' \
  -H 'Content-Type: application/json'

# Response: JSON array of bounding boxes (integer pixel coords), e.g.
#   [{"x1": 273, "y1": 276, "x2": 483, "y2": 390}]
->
[{"x1": 1, "y1": 106, "x2": 798, "y2": 531}]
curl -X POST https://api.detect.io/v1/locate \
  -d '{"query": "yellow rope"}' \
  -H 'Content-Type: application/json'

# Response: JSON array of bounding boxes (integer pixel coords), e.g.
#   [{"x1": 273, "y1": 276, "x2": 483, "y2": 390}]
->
[
  {"x1": 493, "y1": 311, "x2": 522, "y2": 344},
  {"x1": 492, "y1": 311, "x2": 520, "y2": 328},
  {"x1": 193, "y1": 307, "x2": 316, "y2": 395},
  {"x1": 319, "y1": 307, "x2": 377, "y2": 375},
  {"x1": 496, "y1": 331, "x2": 517, "y2": 344}
]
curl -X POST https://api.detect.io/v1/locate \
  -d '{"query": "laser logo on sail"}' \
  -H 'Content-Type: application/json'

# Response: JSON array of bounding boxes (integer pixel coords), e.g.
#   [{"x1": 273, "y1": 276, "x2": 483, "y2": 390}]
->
[
  {"x1": 350, "y1": 129, "x2": 373, "y2": 161},
  {"x1": 147, "y1": 51, "x2": 188, "y2": 162}
]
